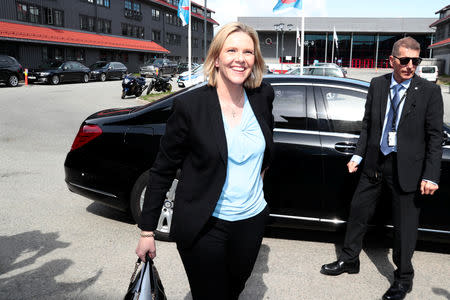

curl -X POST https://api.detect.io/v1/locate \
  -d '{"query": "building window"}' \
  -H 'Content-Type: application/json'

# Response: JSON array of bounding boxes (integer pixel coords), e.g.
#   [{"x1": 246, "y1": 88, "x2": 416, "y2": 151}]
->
[
  {"x1": 166, "y1": 33, "x2": 181, "y2": 45},
  {"x1": 54, "y1": 10, "x2": 64, "y2": 26},
  {"x1": 80, "y1": 15, "x2": 95, "y2": 32},
  {"x1": 67, "y1": 48, "x2": 86, "y2": 62},
  {"x1": 193, "y1": 38, "x2": 198, "y2": 48},
  {"x1": 97, "y1": 18, "x2": 111, "y2": 34},
  {"x1": 29, "y1": 5, "x2": 40, "y2": 23},
  {"x1": 17, "y1": 3, "x2": 27, "y2": 22},
  {"x1": 121, "y1": 23, "x2": 144, "y2": 39},
  {"x1": 152, "y1": 30, "x2": 161, "y2": 42},
  {"x1": 192, "y1": 20, "x2": 198, "y2": 31},
  {"x1": 124, "y1": 0, "x2": 142, "y2": 20},
  {"x1": 96, "y1": 0, "x2": 110, "y2": 7},
  {"x1": 152, "y1": 9, "x2": 160, "y2": 21}
]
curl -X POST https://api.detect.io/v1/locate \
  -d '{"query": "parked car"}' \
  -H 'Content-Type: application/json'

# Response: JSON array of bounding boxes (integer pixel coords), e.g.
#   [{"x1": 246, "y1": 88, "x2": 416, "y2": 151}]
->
[
  {"x1": 313, "y1": 62, "x2": 348, "y2": 76},
  {"x1": 0, "y1": 55, "x2": 23, "y2": 87},
  {"x1": 416, "y1": 65, "x2": 438, "y2": 83},
  {"x1": 89, "y1": 61, "x2": 127, "y2": 81},
  {"x1": 64, "y1": 75, "x2": 450, "y2": 242},
  {"x1": 286, "y1": 66, "x2": 346, "y2": 78},
  {"x1": 28, "y1": 61, "x2": 90, "y2": 85},
  {"x1": 140, "y1": 58, "x2": 178, "y2": 77},
  {"x1": 177, "y1": 62, "x2": 199, "y2": 74},
  {"x1": 177, "y1": 65, "x2": 204, "y2": 88}
]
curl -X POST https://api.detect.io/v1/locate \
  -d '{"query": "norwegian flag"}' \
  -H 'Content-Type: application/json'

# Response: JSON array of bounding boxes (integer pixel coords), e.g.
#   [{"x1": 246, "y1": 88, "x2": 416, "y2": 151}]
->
[
  {"x1": 273, "y1": 0, "x2": 302, "y2": 14},
  {"x1": 178, "y1": 0, "x2": 189, "y2": 26}
]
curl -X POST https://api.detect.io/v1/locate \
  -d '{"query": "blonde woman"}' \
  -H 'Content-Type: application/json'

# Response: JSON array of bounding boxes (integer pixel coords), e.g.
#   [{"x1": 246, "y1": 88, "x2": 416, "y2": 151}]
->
[{"x1": 136, "y1": 22, "x2": 274, "y2": 300}]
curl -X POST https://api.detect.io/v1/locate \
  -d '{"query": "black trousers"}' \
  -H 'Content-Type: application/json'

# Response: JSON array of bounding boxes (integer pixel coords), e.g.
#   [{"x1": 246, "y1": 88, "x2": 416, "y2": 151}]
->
[
  {"x1": 340, "y1": 153, "x2": 420, "y2": 285},
  {"x1": 177, "y1": 206, "x2": 269, "y2": 300}
]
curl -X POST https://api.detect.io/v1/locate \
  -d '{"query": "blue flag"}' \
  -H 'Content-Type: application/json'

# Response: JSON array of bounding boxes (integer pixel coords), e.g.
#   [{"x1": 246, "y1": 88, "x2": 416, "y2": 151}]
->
[
  {"x1": 273, "y1": 0, "x2": 302, "y2": 14},
  {"x1": 178, "y1": 0, "x2": 189, "y2": 26}
]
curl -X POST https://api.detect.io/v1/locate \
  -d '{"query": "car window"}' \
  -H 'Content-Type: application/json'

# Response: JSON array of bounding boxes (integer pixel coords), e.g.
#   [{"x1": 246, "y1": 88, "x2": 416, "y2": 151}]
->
[
  {"x1": 324, "y1": 68, "x2": 342, "y2": 77},
  {"x1": 62, "y1": 63, "x2": 72, "y2": 70},
  {"x1": 311, "y1": 68, "x2": 324, "y2": 76},
  {"x1": 272, "y1": 85, "x2": 307, "y2": 130},
  {"x1": 321, "y1": 87, "x2": 367, "y2": 134},
  {"x1": 420, "y1": 67, "x2": 436, "y2": 74}
]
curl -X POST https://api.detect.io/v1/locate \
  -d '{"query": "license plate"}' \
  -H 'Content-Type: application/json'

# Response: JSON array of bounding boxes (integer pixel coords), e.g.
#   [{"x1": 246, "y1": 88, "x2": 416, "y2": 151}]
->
[{"x1": 28, "y1": 76, "x2": 36, "y2": 79}]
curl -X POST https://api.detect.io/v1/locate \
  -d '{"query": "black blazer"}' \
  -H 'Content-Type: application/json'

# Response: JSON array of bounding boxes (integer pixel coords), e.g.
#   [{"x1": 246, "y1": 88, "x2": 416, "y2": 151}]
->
[
  {"x1": 355, "y1": 73, "x2": 443, "y2": 192},
  {"x1": 139, "y1": 82, "x2": 275, "y2": 247}
]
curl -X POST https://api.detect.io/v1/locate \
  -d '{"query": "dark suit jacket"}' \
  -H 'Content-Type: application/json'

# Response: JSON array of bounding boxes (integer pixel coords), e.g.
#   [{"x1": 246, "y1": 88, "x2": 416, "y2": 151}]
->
[
  {"x1": 139, "y1": 82, "x2": 275, "y2": 248},
  {"x1": 355, "y1": 73, "x2": 443, "y2": 192}
]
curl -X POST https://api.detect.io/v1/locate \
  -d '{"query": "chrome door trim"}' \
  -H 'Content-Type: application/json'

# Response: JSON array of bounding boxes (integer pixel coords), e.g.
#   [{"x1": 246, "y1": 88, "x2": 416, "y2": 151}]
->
[
  {"x1": 69, "y1": 182, "x2": 118, "y2": 198},
  {"x1": 270, "y1": 214, "x2": 450, "y2": 234}
]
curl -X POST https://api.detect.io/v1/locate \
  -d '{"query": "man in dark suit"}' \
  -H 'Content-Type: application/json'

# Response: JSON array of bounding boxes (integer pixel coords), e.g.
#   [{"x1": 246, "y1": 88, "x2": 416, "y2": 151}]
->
[{"x1": 320, "y1": 37, "x2": 443, "y2": 300}]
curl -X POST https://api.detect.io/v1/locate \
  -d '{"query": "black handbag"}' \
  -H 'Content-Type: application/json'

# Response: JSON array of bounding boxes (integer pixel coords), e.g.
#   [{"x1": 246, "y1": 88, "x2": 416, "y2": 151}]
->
[{"x1": 124, "y1": 254, "x2": 167, "y2": 300}]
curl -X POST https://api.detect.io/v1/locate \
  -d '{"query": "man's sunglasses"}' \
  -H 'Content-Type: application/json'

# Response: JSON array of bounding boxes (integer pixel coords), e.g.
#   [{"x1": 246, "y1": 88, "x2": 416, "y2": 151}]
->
[{"x1": 393, "y1": 56, "x2": 422, "y2": 66}]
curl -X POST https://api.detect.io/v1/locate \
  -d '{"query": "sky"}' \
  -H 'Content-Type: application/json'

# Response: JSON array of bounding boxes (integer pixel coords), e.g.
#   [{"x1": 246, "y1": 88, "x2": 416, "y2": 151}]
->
[{"x1": 195, "y1": 0, "x2": 448, "y2": 30}]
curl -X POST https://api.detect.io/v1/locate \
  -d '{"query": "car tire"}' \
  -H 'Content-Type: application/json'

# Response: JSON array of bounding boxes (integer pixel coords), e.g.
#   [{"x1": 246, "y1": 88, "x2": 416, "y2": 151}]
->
[
  {"x1": 7, "y1": 74, "x2": 19, "y2": 87},
  {"x1": 129, "y1": 170, "x2": 174, "y2": 242},
  {"x1": 164, "y1": 82, "x2": 172, "y2": 92},
  {"x1": 82, "y1": 73, "x2": 89, "y2": 83},
  {"x1": 51, "y1": 75, "x2": 60, "y2": 85},
  {"x1": 100, "y1": 73, "x2": 106, "y2": 82}
]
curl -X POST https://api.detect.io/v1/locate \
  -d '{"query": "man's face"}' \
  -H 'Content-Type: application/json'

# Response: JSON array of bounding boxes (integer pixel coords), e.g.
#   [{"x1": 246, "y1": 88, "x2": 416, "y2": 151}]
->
[{"x1": 389, "y1": 47, "x2": 420, "y2": 83}]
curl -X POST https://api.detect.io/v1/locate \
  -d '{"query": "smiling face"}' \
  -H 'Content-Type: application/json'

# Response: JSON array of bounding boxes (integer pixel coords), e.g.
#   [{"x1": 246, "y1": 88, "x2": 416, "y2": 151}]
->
[
  {"x1": 389, "y1": 46, "x2": 420, "y2": 83},
  {"x1": 215, "y1": 31, "x2": 255, "y2": 88}
]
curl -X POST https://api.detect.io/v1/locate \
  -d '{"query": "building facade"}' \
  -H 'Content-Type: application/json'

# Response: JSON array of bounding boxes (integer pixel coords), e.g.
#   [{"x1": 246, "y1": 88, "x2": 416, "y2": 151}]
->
[
  {"x1": 0, "y1": 0, "x2": 217, "y2": 71},
  {"x1": 429, "y1": 5, "x2": 450, "y2": 75},
  {"x1": 238, "y1": 17, "x2": 436, "y2": 69}
]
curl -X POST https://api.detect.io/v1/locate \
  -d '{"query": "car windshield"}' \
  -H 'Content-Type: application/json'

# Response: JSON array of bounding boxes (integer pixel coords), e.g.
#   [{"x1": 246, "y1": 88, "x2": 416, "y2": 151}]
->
[
  {"x1": 421, "y1": 67, "x2": 436, "y2": 73},
  {"x1": 143, "y1": 58, "x2": 156, "y2": 65},
  {"x1": 90, "y1": 62, "x2": 108, "y2": 69},
  {"x1": 39, "y1": 61, "x2": 63, "y2": 69},
  {"x1": 152, "y1": 58, "x2": 164, "y2": 65}
]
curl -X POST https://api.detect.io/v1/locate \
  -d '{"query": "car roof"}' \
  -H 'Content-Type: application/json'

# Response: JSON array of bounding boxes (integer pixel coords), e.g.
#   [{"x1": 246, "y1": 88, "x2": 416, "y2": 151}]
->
[{"x1": 263, "y1": 74, "x2": 369, "y2": 88}]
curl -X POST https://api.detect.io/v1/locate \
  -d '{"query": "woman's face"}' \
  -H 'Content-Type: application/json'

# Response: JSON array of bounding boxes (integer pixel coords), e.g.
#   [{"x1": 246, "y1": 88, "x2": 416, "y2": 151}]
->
[{"x1": 215, "y1": 31, "x2": 255, "y2": 87}]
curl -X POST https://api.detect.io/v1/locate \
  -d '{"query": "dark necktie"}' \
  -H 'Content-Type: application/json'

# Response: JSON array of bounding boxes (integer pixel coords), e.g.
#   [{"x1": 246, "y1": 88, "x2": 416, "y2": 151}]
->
[{"x1": 380, "y1": 84, "x2": 402, "y2": 155}]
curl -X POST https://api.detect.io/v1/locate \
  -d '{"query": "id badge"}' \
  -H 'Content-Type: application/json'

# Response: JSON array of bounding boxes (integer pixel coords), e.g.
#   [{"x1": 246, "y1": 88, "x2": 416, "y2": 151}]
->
[{"x1": 388, "y1": 131, "x2": 397, "y2": 147}]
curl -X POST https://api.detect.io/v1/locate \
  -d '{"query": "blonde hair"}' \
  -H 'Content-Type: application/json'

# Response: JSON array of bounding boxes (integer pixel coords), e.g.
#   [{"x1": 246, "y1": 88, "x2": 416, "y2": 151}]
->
[{"x1": 204, "y1": 22, "x2": 265, "y2": 89}]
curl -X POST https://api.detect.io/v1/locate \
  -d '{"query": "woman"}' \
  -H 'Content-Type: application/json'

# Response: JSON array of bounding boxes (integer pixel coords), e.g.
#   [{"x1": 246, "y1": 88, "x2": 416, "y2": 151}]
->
[{"x1": 136, "y1": 22, "x2": 274, "y2": 300}]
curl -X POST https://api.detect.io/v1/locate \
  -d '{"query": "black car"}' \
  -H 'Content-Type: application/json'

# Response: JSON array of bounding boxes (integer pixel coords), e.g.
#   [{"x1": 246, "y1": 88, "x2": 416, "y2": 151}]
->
[
  {"x1": 90, "y1": 61, "x2": 127, "y2": 81},
  {"x1": 0, "y1": 55, "x2": 23, "y2": 87},
  {"x1": 64, "y1": 76, "x2": 450, "y2": 242},
  {"x1": 177, "y1": 62, "x2": 199, "y2": 74},
  {"x1": 139, "y1": 58, "x2": 178, "y2": 77},
  {"x1": 28, "y1": 61, "x2": 90, "y2": 85}
]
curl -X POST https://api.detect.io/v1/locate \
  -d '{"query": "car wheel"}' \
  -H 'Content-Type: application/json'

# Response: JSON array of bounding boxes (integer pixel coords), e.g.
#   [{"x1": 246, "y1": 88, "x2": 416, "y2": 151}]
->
[
  {"x1": 164, "y1": 82, "x2": 172, "y2": 92},
  {"x1": 51, "y1": 75, "x2": 60, "y2": 85},
  {"x1": 7, "y1": 74, "x2": 19, "y2": 87},
  {"x1": 82, "y1": 73, "x2": 89, "y2": 83},
  {"x1": 129, "y1": 171, "x2": 175, "y2": 242},
  {"x1": 100, "y1": 73, "x2": 106, "y2": 82}
]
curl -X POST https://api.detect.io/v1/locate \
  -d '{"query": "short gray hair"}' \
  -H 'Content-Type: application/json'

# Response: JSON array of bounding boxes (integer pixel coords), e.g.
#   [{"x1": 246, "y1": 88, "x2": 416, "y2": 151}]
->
[{"x1": 392, "y1": 37, "x2": 421, "y2": 56}]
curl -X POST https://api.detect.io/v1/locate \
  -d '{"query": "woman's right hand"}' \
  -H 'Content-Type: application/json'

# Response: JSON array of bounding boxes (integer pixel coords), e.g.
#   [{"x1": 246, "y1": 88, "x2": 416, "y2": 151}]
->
[{"x1": 135, "y1": 231, "x2": 157, "y2": 262}]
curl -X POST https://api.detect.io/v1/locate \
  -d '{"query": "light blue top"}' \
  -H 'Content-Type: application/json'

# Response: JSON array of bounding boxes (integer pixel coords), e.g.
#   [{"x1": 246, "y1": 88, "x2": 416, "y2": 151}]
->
[{"x1": 213, "y1": 92, "x2": 267, "y2": 221}]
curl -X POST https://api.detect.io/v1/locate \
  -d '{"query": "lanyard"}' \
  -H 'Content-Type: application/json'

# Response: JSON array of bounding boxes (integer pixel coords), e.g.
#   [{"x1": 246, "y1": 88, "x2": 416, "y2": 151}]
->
[{"x1": 388, "y1": 87, "x2": 407, "y2": 131}]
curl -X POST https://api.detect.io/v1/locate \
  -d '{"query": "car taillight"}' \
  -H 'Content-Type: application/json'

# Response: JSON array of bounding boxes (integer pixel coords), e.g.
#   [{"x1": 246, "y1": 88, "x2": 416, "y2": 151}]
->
[{"x1": 71, "y1": 124, "x2": 102, "y2": 151}]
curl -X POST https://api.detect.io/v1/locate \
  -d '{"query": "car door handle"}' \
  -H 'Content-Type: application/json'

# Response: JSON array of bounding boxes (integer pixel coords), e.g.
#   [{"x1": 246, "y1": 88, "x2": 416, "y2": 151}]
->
[{"x1": 335, "y1": 142, "x2": 356, "y2": 153}]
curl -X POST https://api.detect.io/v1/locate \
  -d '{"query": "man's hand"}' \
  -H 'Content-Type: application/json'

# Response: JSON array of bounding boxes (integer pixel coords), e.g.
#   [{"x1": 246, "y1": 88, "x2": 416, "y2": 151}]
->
[
  {"x1": 420, "y1": 180, "x2": 439, "y2": 195},
  {"x1": 347, "y1": 161, "x2": 359, "y2": 173}
]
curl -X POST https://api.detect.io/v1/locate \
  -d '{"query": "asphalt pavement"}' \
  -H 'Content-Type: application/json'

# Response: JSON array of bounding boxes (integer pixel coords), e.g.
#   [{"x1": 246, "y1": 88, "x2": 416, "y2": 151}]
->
[{"x1": 0, "y1": 73, "x2": 449, "y2": 300}]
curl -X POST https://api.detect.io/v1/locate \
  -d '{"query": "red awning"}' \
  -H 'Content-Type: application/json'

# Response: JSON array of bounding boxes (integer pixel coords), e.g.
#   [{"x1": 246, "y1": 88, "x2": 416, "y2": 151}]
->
[
  {"x1": 429, "y1": 38, "x2": 450, "y2": 49},
  {"x1": 0, "y1": 21, "x2": 169, "y2": 53}
]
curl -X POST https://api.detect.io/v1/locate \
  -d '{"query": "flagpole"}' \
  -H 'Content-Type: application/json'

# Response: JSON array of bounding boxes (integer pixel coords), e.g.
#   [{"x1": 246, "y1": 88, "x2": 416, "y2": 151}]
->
[
  {"x1": 331, "y1": 26, "x2": 335, "y2": 64},
  {"x1": 188, "y1": 0, "x2": 192, "y2": 82},
  {"x1": 300, "y1": 12, "x2": 304, "y2": 75},
  {"x1": 295, "y1": 27, "x2": 298, "y2": 64}
]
